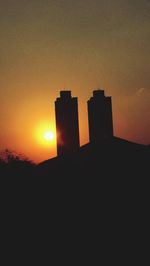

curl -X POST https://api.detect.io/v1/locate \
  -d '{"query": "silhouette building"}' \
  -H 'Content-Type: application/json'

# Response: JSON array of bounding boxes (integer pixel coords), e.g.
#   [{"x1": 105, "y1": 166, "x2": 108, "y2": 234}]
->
[
  {"x1": 87, "y1": 90, "x2": 113, "y2": 143},
  {"x1": 55, "y1": 91, "x2": 80, "y2": 156}
]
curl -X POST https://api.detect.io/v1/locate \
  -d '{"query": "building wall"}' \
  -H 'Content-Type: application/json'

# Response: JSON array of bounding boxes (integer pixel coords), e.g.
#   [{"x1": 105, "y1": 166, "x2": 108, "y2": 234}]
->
[
  {"x1": 88, "y1": 90, "x2": 113, "y2": 142},
  {"x1": 55, "y1": 91, "x2": 80, "y2": 156}
]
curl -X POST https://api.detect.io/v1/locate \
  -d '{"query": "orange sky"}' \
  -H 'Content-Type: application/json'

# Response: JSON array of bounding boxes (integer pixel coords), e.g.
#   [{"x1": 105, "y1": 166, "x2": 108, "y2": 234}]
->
[
  {"x1": 0, "y1": 1, "x2": 150, "y2": 163},
  {"x1": 0, "y1": 85, "x2": 149, "y2": 163}
]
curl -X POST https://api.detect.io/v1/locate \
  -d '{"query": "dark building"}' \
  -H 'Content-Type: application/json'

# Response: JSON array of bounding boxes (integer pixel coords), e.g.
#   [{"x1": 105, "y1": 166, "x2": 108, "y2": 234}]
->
[
  {"x1": 55, "y1": 91, "x2": 80, "y2": 156},
  {"x1": 87, "y1": 90, "x2": 113, "y2": 142}
]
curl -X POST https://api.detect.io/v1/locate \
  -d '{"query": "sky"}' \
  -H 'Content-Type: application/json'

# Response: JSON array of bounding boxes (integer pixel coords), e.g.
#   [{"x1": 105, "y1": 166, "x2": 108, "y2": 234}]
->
[{"x1": 0, "y1": 0, "x2": 150, "y2": 162}]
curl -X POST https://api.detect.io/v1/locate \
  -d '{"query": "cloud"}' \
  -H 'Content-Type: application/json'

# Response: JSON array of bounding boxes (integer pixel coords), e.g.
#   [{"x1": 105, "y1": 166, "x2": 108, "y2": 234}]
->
[{"x1": 136, "y1": 87, "x2": 150, "y2": 96}]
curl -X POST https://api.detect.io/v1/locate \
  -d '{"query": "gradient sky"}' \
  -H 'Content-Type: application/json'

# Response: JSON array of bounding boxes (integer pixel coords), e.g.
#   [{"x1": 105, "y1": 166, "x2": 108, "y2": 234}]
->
[{"x1": 0, "y1": 0, "x2": 150, "y2": 162}]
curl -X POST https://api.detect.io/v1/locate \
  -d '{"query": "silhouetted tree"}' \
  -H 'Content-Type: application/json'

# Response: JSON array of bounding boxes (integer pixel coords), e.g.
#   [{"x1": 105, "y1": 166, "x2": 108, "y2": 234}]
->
[
  {"x1": 0, "y1": 149, "x2": 33, "y2": 163},
  {"x1": 0, "y1": 149, "x2": 35, "y2": 177}
]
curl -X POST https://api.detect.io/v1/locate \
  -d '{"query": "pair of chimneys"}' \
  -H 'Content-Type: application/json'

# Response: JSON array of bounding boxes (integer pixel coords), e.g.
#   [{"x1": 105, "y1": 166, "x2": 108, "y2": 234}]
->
[{"x1": 55, "y1": 90, "x2": 113, "y2": 156}]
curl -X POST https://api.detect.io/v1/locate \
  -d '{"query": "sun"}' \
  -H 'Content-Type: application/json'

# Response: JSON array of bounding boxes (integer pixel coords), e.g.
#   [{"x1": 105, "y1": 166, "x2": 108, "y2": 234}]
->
[
  {"x1": 44, "y1": 131, "x2": 55, "y2": 141},
  {"x1": 35, "y1": 123, "x2": 56, "y2": 147}
]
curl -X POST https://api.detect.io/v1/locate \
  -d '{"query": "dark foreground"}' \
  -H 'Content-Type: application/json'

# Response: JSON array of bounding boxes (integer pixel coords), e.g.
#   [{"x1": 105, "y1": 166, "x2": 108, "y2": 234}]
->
[{"x1": 1, "y1": 137, "x2": 149, "y2": 262}]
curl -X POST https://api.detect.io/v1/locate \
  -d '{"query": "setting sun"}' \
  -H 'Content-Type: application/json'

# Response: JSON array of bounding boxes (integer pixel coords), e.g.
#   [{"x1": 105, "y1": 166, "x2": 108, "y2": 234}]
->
[
  {"x1": 44, "y1": 131, "x2": 55, "y2": 141},
  {"x1": 35, "y1": 122, "x2": 56, "y2": 148}
]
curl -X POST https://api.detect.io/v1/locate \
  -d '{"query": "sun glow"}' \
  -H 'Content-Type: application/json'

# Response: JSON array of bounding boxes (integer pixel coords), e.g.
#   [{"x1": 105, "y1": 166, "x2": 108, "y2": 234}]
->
[{"x1": 35, "y1": 122, "x2": 56, "y2": 147}]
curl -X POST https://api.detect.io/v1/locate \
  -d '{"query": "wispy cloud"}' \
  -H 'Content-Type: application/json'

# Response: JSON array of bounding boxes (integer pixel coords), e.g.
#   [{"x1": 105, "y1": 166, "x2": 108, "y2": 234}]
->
[{"x1": 136, "y1": 87, "x2": 150, "y2": 96}]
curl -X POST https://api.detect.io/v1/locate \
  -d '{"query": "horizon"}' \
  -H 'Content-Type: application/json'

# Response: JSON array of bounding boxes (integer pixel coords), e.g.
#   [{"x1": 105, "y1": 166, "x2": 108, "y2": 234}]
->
[{"x1": 0, "y1": 88, "x2": 149, "y2": 163}]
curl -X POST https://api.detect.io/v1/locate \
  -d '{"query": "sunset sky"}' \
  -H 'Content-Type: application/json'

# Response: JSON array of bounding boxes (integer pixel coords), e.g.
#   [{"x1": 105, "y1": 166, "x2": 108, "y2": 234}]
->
[{"x1": 0, "y1": 0, "x2": 150, "y2": 162}]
